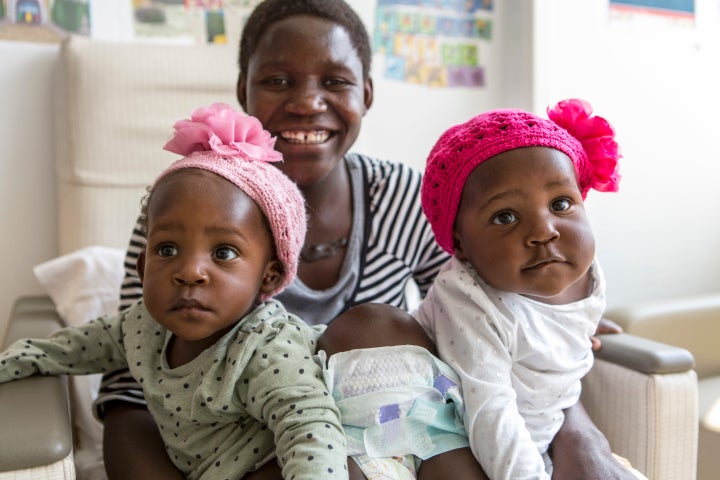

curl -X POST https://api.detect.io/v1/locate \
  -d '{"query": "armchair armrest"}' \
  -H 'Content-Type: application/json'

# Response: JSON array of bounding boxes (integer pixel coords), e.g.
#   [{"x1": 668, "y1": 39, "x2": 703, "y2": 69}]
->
[
  {"x1": 582, "y1": 331, "x2": 698, "y2": 480},
  {"x1": 594, "y1": 332, "x2": 695, "y2": 374},
  {"x1": 0, "y1": 296, "x2": 74, "y2": 473},
  {"x1": 605, "y1": 293, "x2": 720, "y2": 378}
]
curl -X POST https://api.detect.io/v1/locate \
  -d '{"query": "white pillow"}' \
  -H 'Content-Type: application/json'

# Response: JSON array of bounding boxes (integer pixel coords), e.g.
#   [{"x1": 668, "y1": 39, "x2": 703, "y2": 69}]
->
[
  {"x1": 33, "y1": 246, "x2": 125, "y2": 480},
  {"x1": 33, "y1": 246, "x2": 125, "y2": 327}
]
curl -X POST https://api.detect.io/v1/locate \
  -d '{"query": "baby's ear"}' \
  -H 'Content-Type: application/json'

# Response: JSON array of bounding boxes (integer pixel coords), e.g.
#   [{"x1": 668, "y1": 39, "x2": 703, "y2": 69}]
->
[
  {"x1": 236, "y1": 74, "x2": 248, "y2": 111},
  {"x1": 259, "y1": 259, "x2": 283, "y2": 295},
  {"x1": 136, "y1": 251, "x2": 146, "y2": 282},
  {"x1": 452, "y1": 231, "x2": 467, "y2": 261}
]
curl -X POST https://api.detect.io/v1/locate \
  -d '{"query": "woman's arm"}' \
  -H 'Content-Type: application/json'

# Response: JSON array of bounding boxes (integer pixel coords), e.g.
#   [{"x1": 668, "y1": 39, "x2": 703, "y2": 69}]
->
[
  {"x1": 102, "y1": 403, "x2": 184, "y2": 480},
  {"x1": 552, "y1": 320, "x2": 636, "y2": 479},
  {"x1": 551, "y1": 402, "x2": 636, "y2": 479}
]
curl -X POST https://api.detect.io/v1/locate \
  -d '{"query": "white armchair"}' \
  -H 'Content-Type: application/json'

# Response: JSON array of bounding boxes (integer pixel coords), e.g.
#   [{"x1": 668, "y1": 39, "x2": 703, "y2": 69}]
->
[
  {"x1": 0, "y1": 35, "x2": 701, "y2": 480},
  {"x1": 0, "y1": 296, "x2": 75, "y2": 480},
  {"x1": 582, "y1": 333, "x2": 698, "y2": 480},
  {"x1": 606, "y1": 293, "x2": 720, "y2": 480}
]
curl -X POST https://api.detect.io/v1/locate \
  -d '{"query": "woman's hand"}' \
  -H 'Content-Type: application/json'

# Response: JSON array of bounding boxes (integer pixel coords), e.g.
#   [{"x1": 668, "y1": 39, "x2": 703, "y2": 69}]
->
[
  {"x1": 590, "y1": 317, "x2": 623, "y2": 351},
  {"x1": 552, "y1": 402, "x2": 637, "y2": 479},
  {"x1": 103, "y1": 403, "x2": 184, "y2": 480}
]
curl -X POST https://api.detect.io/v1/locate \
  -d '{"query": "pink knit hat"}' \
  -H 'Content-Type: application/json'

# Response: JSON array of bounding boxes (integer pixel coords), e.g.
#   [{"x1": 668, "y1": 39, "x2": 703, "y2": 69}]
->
[
  {"x1": 154, "y1": 103, "x2": 306, "y2": 300},
  {"x1": 421, "y1": 98, "x2": 621, "y2": 254}
]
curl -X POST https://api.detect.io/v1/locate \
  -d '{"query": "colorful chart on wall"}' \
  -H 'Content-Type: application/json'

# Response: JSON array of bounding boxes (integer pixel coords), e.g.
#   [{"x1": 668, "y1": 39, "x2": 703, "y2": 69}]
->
[
  {"x1": 2, "y1": 0, "x2": 90, "y2": 35},
  {"x1": 373, "y1": 0, "x2": 493, "y2": 88},
  {"x1": 133, "y1": 0, "x2": 261, "y2": 44}
]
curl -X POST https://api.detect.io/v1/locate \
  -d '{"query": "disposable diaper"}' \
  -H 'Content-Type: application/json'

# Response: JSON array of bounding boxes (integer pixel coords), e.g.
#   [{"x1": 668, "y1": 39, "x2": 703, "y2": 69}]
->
[{"x1": 324, "y1": 345, "x2": 469, "y2": 460}]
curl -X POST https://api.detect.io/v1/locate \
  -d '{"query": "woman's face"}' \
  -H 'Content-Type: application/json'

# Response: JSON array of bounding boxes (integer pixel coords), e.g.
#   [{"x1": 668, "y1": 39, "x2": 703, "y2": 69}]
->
[{"x1": 238, "y1": 15, "x2": 373, "y2": 188}]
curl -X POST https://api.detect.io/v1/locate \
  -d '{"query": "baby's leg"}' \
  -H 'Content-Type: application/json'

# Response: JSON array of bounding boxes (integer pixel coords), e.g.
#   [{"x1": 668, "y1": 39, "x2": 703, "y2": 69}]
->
[
  {"x1": 348, "y1": 458, "x2": 367, "y2": 480},
  {"x1": 417, "y1": 447, "x2": 489, "y2": 480},
  {"x1": 318, "y1": 303, "x2": 436, "y2": 355},
  {"x1": 319, "y1": 304, "x2": 488, "y2": 480}
]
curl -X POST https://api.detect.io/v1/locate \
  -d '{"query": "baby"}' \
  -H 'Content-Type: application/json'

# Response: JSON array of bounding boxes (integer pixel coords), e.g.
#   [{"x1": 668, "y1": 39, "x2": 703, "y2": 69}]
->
[
  {"x1": 0, "y1": 103, "x2": 347, "y2": 480},
  {"x1": 416, "y1": 99, "x2": 629, "y2": 479}
]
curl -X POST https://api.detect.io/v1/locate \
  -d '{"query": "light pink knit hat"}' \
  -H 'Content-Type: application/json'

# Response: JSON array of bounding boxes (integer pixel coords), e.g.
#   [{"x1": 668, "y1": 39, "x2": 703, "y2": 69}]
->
[
  {"x1": 421, "y1": 98, "x2": 621, "y2": 254},
  {"x1": 154, "y1": 103, "x2": 306, "y2": 300}
]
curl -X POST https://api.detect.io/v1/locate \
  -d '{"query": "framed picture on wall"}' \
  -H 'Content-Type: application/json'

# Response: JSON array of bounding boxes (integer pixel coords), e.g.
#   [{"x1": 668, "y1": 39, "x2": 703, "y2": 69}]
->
[{"x1": 610, "y1": 0, "x2": 694, "y2": 25}]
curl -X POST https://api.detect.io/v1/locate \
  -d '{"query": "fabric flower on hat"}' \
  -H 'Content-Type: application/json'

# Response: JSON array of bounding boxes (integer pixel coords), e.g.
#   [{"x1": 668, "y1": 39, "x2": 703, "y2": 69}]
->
[
  {"x1": 163, "y1": 102, "x2": 282, "y2": 163},
  {"x1": 547, "y1": 99, "x2": 621, "y2": 194}
]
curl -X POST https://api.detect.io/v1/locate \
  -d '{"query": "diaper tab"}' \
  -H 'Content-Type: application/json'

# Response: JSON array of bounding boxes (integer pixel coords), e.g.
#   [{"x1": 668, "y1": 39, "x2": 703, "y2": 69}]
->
[
  {"x1": 379, "y1": 404, "x2": 401, "y2": 423},
  {"x1": 433, "y1": 374, "x2": 457, "y2": 396}
]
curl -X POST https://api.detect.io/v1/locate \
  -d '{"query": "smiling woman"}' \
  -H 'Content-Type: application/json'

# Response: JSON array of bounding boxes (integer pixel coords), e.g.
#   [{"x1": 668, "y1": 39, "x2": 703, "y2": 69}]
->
[
  {"x1": 238, "y1": 15, "x2": 370, "y2": 192},
  {"x1": 108, "y1": 0, "x2": 447, "y2": 333}
]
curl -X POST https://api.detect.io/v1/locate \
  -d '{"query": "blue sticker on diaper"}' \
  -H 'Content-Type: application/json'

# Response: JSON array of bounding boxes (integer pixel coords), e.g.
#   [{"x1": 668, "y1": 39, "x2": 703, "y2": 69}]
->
[
  {"x1": 378, "y1": 404, "x2": 401, "y2": 423},
  {"x1": 434, "y1": 374, "x2": 457, "y2": 397}
]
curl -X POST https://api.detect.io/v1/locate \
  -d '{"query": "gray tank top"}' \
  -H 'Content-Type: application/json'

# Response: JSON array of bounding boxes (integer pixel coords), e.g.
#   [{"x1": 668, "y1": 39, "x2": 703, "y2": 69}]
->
[{"x1": 276, "y1": 155, "x2": 364, "y2": 326}]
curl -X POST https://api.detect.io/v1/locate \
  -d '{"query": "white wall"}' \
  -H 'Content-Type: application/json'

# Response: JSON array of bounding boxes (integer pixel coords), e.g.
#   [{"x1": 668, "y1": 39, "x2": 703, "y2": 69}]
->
[
  {"x1": 533, "y1": 0, "x2": 720, "y2": 307},
  {"x1": 0, "y1": 41, "x2": 60, "y2": 336}
]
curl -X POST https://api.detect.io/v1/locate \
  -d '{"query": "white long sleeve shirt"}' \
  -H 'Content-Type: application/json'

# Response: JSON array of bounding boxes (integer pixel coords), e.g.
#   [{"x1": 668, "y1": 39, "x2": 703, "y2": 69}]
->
[{"x1": 415, "y1": 257, "x2": 605, "y2": 480}]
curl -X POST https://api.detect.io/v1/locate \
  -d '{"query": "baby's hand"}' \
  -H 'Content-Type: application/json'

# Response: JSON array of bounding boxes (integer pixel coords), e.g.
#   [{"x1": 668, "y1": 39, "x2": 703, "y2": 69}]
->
[{"x1": 590, "y1": 318, "x2": 623, "y2": 351}]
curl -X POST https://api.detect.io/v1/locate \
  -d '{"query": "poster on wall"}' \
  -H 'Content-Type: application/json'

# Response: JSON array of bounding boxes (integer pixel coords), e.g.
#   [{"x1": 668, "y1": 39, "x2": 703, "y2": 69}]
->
[
  {"x1": 610, "y1": 0, "x2": 695, "y2": 27},
  {"x1": 3, "y1": 0, "x2": 49, "y2": 25},
  {"x1": 133, "y1": 0, "x2": 261, "y2": 44},
  {"x1": 373, "y1": 0, "x2": 493, "y2": 88},
  {"x1": 2, "y1": 0, "x2": 90, "y2": 34}
]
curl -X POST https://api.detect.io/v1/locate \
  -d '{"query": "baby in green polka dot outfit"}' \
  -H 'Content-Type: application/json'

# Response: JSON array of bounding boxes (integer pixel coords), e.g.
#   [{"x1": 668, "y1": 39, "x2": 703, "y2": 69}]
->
[{"x1": 0, "y1": 104, "x2": 348, "y2": 479}]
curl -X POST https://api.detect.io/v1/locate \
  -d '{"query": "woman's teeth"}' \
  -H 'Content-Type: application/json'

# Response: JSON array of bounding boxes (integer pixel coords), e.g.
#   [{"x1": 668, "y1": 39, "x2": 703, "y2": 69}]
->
[{"x1": 280, "y1": 130, "x2": 330, "y2": 144}]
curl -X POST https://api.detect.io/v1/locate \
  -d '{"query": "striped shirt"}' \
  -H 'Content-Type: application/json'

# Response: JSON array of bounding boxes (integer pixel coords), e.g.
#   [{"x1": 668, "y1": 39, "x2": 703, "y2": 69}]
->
[{"x1": 95, "y1": 153, "x2": 450, "y2": 415}]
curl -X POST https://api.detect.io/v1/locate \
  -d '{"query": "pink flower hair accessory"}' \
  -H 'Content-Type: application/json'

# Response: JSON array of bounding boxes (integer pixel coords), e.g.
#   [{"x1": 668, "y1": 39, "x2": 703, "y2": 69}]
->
[
  {"x1": 163, "y1": 102, "x2": 282, "y2": 163},
  {"x1": 422, "y1": 98, "x2": 622, "y2": 254},
  {"x1": 154, "y1": 103, "x2": 306, "y2": 300},
  {"x1": 547, "y1": 98, "x2": 621, "y2": 194}
]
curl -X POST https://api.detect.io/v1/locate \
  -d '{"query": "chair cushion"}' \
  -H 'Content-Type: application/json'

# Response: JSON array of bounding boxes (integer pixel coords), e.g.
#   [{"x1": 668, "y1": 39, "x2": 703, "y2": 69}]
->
[
  {"x1": 605, "y1": 294, "x2": 720, "y2": 379},
  {"x1": 55, "y1": 36, "x2": 237, "y2": 254},
  {"x1": 699, "y1": 376, "x2": 720, "y2": 430},
  {"x1": 698, "y1": 376, "x2": 720, "y2": 480}
]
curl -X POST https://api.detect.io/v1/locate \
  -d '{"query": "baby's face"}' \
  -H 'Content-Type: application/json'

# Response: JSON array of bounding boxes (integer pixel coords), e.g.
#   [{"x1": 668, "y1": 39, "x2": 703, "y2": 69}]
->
[
  {"x1": 138, "y1": 170, "x2": 281, "y2": 346},
  {"x1": 453, "y1": 147, "x2": 595, "y2": 304}
]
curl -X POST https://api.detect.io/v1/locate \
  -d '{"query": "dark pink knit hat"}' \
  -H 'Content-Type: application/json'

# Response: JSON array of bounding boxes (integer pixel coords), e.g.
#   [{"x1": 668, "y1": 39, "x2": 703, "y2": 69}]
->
[
  {"x1": 421, "y1": 98, "x2": 621, "y2": 254},
  {"x1": 155, "y1": 103, "x2": 306, "y2": 300}
]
